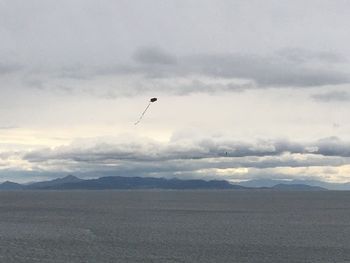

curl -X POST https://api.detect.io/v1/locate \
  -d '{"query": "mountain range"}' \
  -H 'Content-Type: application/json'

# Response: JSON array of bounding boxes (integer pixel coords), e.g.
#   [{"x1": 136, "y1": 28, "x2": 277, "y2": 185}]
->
[
  {"x1": 0, "y1": 175, "x2": 332, "y2": 191},
  {"x1": 238, "y1": 178, "x2": 350, "y2": 190}
]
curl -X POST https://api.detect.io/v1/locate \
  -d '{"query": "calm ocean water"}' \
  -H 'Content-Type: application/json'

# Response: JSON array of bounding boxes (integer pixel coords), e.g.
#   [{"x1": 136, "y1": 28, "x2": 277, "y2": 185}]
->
[{"x1": 0, "y1": 190, "x2": 349, "y2": 262}]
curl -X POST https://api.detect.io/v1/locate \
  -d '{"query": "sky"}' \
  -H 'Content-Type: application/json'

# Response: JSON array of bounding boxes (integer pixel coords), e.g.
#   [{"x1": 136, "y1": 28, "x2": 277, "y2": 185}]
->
[{"x1": 1, "y1": 0, "x2": 350, "y2": 183}]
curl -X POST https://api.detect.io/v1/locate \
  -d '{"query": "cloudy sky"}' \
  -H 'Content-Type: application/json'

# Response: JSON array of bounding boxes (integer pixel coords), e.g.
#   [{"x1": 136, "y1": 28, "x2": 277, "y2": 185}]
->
[{"x1": 1, "y1": 0, "x2": 350, "y2": 183}]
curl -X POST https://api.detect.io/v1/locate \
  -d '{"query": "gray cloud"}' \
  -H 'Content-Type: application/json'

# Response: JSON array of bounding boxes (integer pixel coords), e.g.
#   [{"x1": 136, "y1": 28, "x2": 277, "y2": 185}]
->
[
  {"x1": 127, "y1": 47, "x2": 350, "y2": 88},
  {"x1": 314, "y1": 137, "x2": 350, "y2": 157},
  {"x1": 276, "y1": 48, "x2": 347, "y2": 64},
  {"x1": 182, "y1": 52, "x2": 349, "y2": 87},
  {"x1": 1, "y1": 46, "x2": 348, "y2": 98},
  {"x1": 96, "y1": 47, "x2": 349, "y2": 94},
  {"x1": 55, "y1": 47, "x2": 349, "y2": 97},
  {"x1": 0, "y1": 62, "x2": 21, "y2": 74},
  {"x1": 24, "y1": 137, "x2": 305, "y2": 163},
  {"x1": 311, "y1": 90, "x2": 350, "y2": 102},
  {"x1": 8, "y1": 46, "x2": 349, "y2": 96},
  {"x1": 0, "y1": 134, "x2": 347, "y2": 182},
  {"x1": 133, "y1": 47, "x2": 177, "y2": 65},
  {"x1": 20, "y1": 136, "x2": 350, "y2": 180}
]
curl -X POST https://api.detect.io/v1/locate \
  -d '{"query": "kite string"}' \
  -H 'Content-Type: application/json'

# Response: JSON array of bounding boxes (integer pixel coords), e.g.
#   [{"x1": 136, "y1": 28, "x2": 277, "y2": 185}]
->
[{"x1": 134, "y1": 102, "x2": 151, "y2": 125}]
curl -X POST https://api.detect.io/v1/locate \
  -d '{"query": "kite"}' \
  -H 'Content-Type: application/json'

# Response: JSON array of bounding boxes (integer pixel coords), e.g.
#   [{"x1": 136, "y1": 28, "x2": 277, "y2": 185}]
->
[{"x1": 134, "y1": 98, "x2": 158, "y2": 125}]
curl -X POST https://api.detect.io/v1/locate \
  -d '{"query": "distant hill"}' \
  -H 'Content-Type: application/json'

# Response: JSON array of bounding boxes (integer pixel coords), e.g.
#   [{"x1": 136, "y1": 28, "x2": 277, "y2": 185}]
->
[
  {"x1": 271, "y1": 184, "x2": 327, "y2": 191},
  {"x1": 0, "y1": 181, "x2": 23, "y2": 190},
  {"x1": 42, "y1": 176, "x2": 244, "y2": 190},
  {"x1": 26, "y1": 175, "x2": 83, "y2": 189},
  {"x1": 0, "y1": 175, "x2": 333, "y2": 191},
  {"x1": 239, "y1": 179, "x2": 348, "y2": 190}
]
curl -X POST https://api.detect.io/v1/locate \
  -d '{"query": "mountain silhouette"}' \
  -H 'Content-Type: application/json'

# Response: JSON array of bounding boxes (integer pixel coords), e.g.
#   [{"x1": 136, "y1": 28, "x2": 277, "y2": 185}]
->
[{"x1": 0, "y1": 175, "x2": 332, "y2": 191}]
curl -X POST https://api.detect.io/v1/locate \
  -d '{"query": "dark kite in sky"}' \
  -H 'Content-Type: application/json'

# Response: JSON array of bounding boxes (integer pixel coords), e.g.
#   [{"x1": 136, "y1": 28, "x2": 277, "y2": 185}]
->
[{"x1": 134, "y1": 98, "x2": 158, "y2": 125}]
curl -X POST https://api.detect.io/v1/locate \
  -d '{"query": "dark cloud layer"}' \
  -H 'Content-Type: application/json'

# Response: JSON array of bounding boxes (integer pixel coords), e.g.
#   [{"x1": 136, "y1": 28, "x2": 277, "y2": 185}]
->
[
  {"x1": 133, "y1": 47, "x2": 177, "y2": 65},
  {"x1": 3, "y1": 47, "x2": 349, "y2": 97},
  {"x1": 0, "y1": 62, "x2": 21, "y2": 74},
  {"x1": 126, "y1": 47, "x2": 349, "y2": 88},
  {"x1": 23, "y1": 138, "x2": 304, "y2": 163},
  {"x1": 0, "y1": 135, "x2": 347, "y2": 182},
  {"x1": 183, "y1": 53, "x2": 348, "y2": 87},
  {"x1": 23, "y1": 136, "x2": 350, "y2": 163},
  {"x1": 315, "y1": 137, "x2": 350, "y2": 157},
  {"x1": 20, "y1": 136, "x2": 350, "y2": 179},
  {"x1": 276, "y1": 48, "x2": 346, "y2": 64},
  {"x1": 38, "y1": 47, "x2": 347, "y2": 97}
]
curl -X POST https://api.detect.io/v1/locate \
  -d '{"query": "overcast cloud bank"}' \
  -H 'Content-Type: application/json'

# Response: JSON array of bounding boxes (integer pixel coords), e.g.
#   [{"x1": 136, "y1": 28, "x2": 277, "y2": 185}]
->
[{"x1": 0, "y1": 135, "x2": 349, "y2": 183}]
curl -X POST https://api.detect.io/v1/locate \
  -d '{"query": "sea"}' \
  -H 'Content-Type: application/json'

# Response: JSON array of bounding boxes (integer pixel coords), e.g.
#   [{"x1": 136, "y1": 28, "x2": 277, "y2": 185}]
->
[{"x1": 0, "y1": 190, "x2": 349, "y2": 263}]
